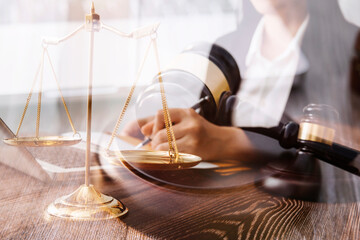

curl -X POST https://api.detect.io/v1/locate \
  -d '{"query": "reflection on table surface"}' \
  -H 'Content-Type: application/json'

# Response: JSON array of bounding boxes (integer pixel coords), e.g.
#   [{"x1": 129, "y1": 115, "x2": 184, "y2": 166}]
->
[{"x1": 0, "y1": 140, "x2": 360, "y2": 239}]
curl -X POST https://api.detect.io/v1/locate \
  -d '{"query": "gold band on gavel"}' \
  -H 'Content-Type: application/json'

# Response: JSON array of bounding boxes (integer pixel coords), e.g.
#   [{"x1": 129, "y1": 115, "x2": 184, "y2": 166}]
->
[{"x1": 298, "y1": 122, "x2": 335, "y2": 145}]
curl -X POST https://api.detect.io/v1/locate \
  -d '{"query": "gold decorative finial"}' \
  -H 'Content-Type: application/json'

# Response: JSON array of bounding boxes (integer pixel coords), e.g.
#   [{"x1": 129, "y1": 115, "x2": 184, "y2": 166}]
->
[
  {"x1": 91, "y1": 1, "x2": 95, "y2": 14},
  {"x1": 85, "y1": 1, "x2": 100, "y2": 29}
]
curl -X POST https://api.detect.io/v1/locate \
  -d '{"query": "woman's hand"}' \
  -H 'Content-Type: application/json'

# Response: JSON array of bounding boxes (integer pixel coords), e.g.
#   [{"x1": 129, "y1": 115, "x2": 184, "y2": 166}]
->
[
  {"x1": 120, "y1": 116, "x2": 154, "y2": 140},
  {"x1": 141, "y1": 108, "x2": 253, "y2": 161}
]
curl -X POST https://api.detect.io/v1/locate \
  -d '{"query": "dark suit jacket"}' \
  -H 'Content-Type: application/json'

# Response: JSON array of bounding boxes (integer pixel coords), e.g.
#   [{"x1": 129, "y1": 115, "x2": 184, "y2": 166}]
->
[
  {"x1": 216, "y1": 0, "x2": 358, "y2": 128},
  {"x1": 212, "y1": 1, "x2": 360, "y2": 202}
]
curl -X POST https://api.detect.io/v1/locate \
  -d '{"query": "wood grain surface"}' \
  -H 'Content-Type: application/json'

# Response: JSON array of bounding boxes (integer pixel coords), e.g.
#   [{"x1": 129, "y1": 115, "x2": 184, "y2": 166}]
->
[
  {"x1": 1, "y1": 0, "x2": 360, "y2": 239},
  {"x1": 0, "y1": 145, "x2": 359, "y2": 240}
]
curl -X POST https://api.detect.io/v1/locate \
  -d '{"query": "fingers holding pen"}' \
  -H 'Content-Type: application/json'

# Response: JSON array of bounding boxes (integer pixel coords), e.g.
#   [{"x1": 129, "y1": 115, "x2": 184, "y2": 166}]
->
[
  {"x1": 139, "y1": 108, "x2": 203, "y2": 154},
  {"x1": 152, "y1": 109, "x2": 185, "y2": 135},
  {"x1": 153, "y1": 138, "x2": 187, "y2": 152},
  {"x1": 152, "y1": 133, "x2": 203, "y2": 157},
  {"x1": 121, "y1": 115, "x2": 154, "y2": 139},
  {"x1": 141, "y1": 121, "x2": 154, "y2": 137},
  {"x1": 137, "y1": 105, "x2": 254, "y2": 161},
  {"x1": 140, "y1": 108, "x2": 190, "y2": 138},
  {"x1": 150, "y1": 124, "x2": 187, "y2": 148}
]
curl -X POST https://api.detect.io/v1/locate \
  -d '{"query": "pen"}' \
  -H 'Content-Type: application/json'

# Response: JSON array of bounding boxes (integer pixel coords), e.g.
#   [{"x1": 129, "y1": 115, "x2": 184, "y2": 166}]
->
[{"x1": 134, "y1": 96, "x2": 210, "y2": 150}]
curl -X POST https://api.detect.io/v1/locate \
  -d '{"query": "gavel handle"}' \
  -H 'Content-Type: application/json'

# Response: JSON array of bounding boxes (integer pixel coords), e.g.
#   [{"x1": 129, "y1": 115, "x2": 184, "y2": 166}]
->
[
  {"x1": 242, "y1": 121, "x2": 300, "y2": 149},
  {"x1": 243, "y1": 122, "x2": 360, "y2": 176},
  {"x1": 300, "y1": 140, "x2": 360, "y2": 176}
]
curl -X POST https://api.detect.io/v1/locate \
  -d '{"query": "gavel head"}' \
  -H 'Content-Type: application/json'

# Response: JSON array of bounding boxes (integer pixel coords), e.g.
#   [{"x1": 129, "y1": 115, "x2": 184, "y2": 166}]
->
[
  {"x1": 298, "y1": 104, "x2": 339, "y2": 146},
  {"x1": 135, "y1": 42, "x2": 241, "y2": 123}
]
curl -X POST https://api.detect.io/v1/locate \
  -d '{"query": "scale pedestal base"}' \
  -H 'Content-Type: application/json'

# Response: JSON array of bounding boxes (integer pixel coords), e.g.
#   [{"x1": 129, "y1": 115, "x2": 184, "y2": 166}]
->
[{"x1": 46, "y1": 184, "x2": 128, "y2": 220}]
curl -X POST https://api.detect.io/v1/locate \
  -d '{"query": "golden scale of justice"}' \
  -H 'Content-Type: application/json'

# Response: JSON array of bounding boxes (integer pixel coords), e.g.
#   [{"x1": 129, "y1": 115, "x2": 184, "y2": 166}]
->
[{"x1": 3, "y1": 2, "x2": 201, "y2": 220}]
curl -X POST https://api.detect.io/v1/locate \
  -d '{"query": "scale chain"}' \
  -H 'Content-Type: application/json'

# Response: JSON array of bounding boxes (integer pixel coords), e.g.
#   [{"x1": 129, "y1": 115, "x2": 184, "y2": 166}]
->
[
  {"x1": 15, "y1": 52, "x2": 44, "y2": 137},
  {"x1": 45, "y1": 49, "x2": 77, "y2": 135},
  {"x1": 106, "y1": 38, "x2": 153, "y2": 151},
  {"x1": 15, "y1": 46, "x2": 78, "y2": 138},
  {"x1": 152, "y1": 38, "x2": 179, "y2": 162},
  {"x1": 36, "y1": 49, "x2": 45, "y2": 138}
]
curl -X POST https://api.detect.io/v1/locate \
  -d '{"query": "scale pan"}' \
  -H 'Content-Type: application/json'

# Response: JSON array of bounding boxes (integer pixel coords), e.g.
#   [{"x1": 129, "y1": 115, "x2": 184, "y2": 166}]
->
[
  {"x1": 106, "y1": 150, "x2": 201, "y2": 170},
  {"x1": 3, "y1": 135, "x2": 81, "y2": 147}
]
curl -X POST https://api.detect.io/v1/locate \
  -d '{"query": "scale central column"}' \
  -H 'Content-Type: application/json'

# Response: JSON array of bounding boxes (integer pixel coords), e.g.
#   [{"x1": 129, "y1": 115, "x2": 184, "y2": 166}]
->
[
  {"x1": 85, "y1": 28, "x2": 94, "y2": 187},
  {"x1": 46, "y1": 2, "x2": 128, "y2": 220}
]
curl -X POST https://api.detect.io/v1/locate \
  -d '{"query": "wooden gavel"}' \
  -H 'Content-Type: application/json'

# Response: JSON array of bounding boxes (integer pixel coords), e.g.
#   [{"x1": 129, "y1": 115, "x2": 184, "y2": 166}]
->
[
  {"x1": 245, "y1": 121, "x2": 360, "y2": 176},
  {"x1": 147, "y1": 41, "x2": 360, "y2": 177},
  {"x1": 218, "y1": 95, "x2": 360, "y2": 177}
]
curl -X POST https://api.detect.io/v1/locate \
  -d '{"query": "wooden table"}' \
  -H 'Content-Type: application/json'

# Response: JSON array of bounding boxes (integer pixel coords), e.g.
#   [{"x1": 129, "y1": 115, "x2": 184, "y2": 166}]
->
[
  {"x1": 1, "y1": 0, "x2": 360, "y2": 239},
  {"x1": 0, "y1": 143, "x2": 359, "y2": 240}
]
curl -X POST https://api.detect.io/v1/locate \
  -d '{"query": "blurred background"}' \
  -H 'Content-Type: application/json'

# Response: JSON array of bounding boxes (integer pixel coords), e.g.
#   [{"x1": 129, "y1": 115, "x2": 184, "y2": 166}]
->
[
  {"x1": 0, "y1": 0, "x2": 240, "y2": 95},
  {"x1": 0, "y1": 0, "x2": 240, "y2": 133}
]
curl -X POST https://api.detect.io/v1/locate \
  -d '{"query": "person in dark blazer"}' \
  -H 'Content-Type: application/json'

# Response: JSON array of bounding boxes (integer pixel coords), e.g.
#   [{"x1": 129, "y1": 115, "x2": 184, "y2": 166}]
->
[{"x1": 141, "y1": 0, "x2": 360, "y2": 162}]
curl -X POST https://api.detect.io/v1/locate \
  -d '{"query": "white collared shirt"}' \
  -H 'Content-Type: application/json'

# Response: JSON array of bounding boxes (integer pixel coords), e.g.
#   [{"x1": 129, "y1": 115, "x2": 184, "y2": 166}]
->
[{"x1": 233, "y1": 16, "x2": 309, "y2": 127}]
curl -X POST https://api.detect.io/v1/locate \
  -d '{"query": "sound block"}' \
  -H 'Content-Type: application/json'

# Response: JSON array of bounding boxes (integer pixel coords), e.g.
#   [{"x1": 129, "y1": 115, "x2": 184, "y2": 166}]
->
[{"x1": 257, "y1": 150, "x2": 322, "y2": 201}]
